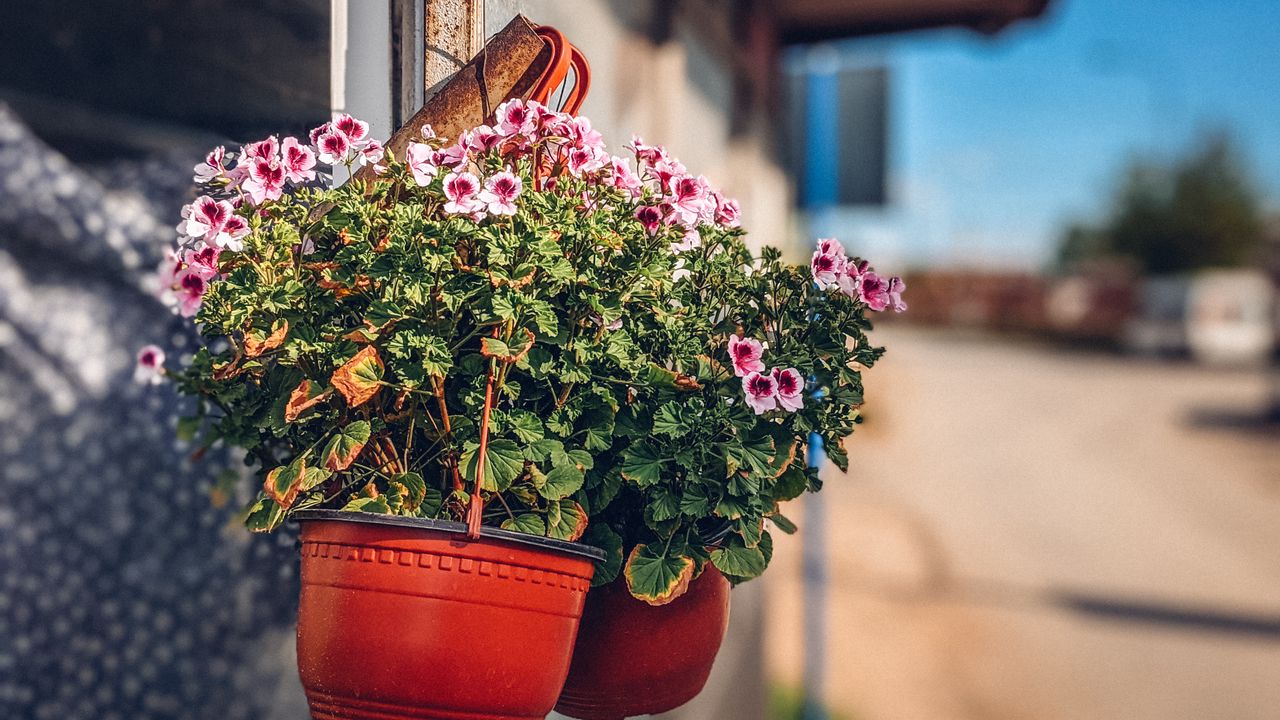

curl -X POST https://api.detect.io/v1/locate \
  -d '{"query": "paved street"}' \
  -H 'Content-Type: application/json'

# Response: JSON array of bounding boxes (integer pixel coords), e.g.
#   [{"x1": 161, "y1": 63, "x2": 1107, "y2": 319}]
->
[{"x1": 767, "y1": 326, "x2": 1280, "y2": 720}]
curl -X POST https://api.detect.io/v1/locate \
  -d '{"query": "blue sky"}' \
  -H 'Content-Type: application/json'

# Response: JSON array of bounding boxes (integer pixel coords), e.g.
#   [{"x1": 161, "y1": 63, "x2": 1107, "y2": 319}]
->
[{"x1": 801, "y1": 0, "x2": 1280, "y2": 270}]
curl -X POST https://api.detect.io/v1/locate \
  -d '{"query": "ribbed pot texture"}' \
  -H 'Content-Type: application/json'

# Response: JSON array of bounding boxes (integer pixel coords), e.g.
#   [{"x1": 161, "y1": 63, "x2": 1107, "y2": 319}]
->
[
  {"x1": 555, "y1": 567, "x2": 731, "y2": 720},
  {"x1": 295, "y1": 511, "x2": 601, "y2": 720}
]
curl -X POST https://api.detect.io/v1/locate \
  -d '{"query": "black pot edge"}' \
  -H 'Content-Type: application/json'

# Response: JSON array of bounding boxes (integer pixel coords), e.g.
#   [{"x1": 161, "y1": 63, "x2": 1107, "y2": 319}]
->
[{"x1": 292, "y1": 509, "x2": 607, "y2": 562}]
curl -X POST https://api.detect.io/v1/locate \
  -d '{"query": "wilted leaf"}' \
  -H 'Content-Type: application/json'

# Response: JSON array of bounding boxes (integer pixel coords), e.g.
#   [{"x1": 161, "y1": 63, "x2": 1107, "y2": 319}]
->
[
  {"x1": 284, "y1": 379, "x2": 331, "y2": 422},
  {"x1": 341, "y1": 495, "x2": 391, "y2": 513},
  {"x1": 244, "y1": 319, "x2": 289, "y2": 357},
  {"x1": 330, "y1": 346, "x2": 384, "y2": 407},
  {"x1": 624, "y1": 544, "x2": 695, "y2": 606},
  {"x1": 263, "y1": 456, "x2": 307, "y2": 509},
  {"x1": 321, "y1": 421, "x2": 371, "y2": 471},
  {"x1": 547, "y1": 499, "x2": 588, "y2": 541}
]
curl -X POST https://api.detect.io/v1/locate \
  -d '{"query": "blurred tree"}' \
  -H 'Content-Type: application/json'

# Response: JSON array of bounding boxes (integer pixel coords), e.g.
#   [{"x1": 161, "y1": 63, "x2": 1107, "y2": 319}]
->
[{"x1": 1057, "y1": 132, "x2": 1264, "y2": 275}]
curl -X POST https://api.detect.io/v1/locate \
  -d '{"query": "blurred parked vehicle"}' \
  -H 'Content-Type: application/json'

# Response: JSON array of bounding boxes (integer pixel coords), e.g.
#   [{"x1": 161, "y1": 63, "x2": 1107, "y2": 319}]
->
[{"x1": 1186, "y1": 269, "x2": 1276, "y2": 366}]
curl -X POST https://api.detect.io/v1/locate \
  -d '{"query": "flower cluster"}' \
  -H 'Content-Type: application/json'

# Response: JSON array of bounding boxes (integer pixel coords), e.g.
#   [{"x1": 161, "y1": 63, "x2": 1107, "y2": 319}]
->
[
  {"x1": 811, "y1": 238, "x2": 906, "y2": 313},
  {"x1": 728, "y1": 335, "x2": 804, "y2": 415},
  {"x1": 140, "y1": 106, "x2": 900, "y2": 604},
  {"x1": 158, "y1": 114, "x2": 382, "y2": 316}
]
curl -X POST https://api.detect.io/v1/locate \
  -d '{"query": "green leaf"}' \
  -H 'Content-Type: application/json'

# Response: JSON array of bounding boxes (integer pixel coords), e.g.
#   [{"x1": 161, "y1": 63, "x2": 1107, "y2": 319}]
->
[
  {"x1": 620, "y1": 443, "x2": 666, "y2": 487},
  {"x1": 501, "y1": 513, "x2": 546, "y2": 536},
  {"x1": 624, "y1": 544, "x2": 695, "y2": 605},
  {"x1": 710, "y1": 540, "x2": 767, "y2": 580},
  {"x1": 822, "y1": 433, "x2": 849, "y2": 472},
  {"x1": 539, "y1": 463, "x2": 585, "y2": 501},
  {"x1": 769, "y1": 512, "x2": 798, "y2": 534},
  {"x1": 651, "y1": 402, "x2": 689, "y2": 437},
  {"x1": 771, "y1": 465, "x2": 808, "y2": 503},
  {"x1": 648, "y1": 486, "x2": 681, "y2": 522},
  {"x1": 547, "y1": 499, "x2": 588, "y2": 541},
  {"x1": 321, "y1": 420, "x2": 371, "y2": 471},
  {"x1": 679, "y1": 484, "x2": 711, "y2": 516},
  {"x1": 341, "y1": 495, "x2": 391, "y2": 513},
  {"x1": 244, "y1": 496, "x2": 285, "y2": 533},
  {"x1": 727, "y1": 432, "x2": 775, "y2": 477},
  {"x1": 507, "y1": 410, "x2": 544, "y2": 443},
  {"x1": 585, "y1": 524, "x2": 624, "y2": 587},
  {"x1": 461, "y1": 439, "x2": 525, "y2": 492}
]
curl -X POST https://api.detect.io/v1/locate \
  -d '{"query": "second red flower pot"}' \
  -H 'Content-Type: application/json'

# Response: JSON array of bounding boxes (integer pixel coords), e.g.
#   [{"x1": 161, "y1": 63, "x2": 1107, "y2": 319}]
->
[
  {"x1": 294, "y1": 510, "x2": 603, "y2": 720},
  {"x1": 554, "y1": 567, "x2": 731, "y2": 720}
]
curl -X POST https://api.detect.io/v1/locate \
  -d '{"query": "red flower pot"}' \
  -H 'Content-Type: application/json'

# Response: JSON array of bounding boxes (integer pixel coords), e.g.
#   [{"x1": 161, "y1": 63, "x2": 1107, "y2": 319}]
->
[
  {"x1": 294, "y1": 510, "x2": 603, "y2": 720},
  {"x1": 555, "y1": 567, "x2": 731, "y2": 720}
]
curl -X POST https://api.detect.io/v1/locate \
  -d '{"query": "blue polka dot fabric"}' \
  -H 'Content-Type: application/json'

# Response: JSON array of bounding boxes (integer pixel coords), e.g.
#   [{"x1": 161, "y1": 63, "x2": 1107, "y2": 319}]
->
[{"x1": 0, "y1": 104, "x2": 307, "y2": 720}]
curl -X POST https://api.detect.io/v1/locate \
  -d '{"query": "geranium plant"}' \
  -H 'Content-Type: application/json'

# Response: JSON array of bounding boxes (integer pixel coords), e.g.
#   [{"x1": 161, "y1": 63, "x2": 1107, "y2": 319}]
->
[{"x1": 145, "y1": 100, "x2": 903, "y2": 603}]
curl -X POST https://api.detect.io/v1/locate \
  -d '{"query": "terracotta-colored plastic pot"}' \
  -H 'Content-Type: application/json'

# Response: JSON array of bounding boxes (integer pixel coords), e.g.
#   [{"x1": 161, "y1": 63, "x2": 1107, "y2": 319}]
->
[
  {"x1": 294, "y1": 510, "x2": 604, "y2": 720},
  {"x1": 555, "y1": 567, "x2": 731, "y2": 720}
]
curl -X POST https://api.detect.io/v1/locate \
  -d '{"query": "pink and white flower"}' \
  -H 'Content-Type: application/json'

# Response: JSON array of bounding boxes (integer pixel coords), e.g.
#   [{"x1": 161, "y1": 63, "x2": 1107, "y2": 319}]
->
[
  {"x1": 566, "y1": 145, "x2": 607, "y2": 177},
  {"x1": 728, "y1": 334, "x2": 766, "y2": 377},
  {"x1": 478, "y1": 170, "x2": 522, "y2": 216},
  {"x1": 742, "y1": 371, "x2": 779, "y2": 415},
  {"x1": 174, "y1": 271, "x2": 209, "y2": 317},
  {"x1": 442, "y1": 171, "x2": 483, "y2": 215},
  {"x1": 713, "y1": 191, "x2": 741, "y2": 228},
  {"x1": 217, "y1": 215, "x2": 249, "y2": 251},
  {"x1": 281, "y1": 137, "x2": 316, "y2": 183},
  {"x1": 332, "y1": 113, "x2": 370, "y2": 145},
  {"x1": 241, "y1": 136, "x2": 279, "y2": 163},
  {"x1": 183, "y1": 246, "x2": 222, "y2": 279},
  {"x1": 193, "y1": 146, "x2": 226, "y2": 183},
  {"x1": 181, "y1": 196, "x2": 232, "y2": 242},
  {"x1": 243, "y1": 158, "x2": 286, "y2": 204},
  {"x1": 315, "y1": 129, "x2": 352, "y2": 165},
  {"x1": 667, "y1": 175, "x2": 712, "y2": 225},
  {"x1": 466, "y1": 125, "x2": 504, "y2": 154},
  {"x1": 858, "y1": 270, "x2": 890, "y2": 312},
  {"x1": 671, "y1": 227, "x2": 700, "y2": 253},
  {"x1": 635, "y1": 205, "x2": 664, "y2": 235},
  {"x1": 811, "y1": 247, "x2": 847, "y2": 289},
  {"x1": 886, "y1": 276, "x2": 907, "y2": 312},
  {"x1": 608, "y1": 155, "x2": 643, "y2": 197},
  {"x1": 405, "y1": 142, "x2": 439, "y2": 186},
  {"x1": 359, "y1": 139, "x2": 385, "y2": 171},
  {"x1": 434, "y1": 138, "x2": 469, "y2": 169},
  {"x1": 134, "y1": 345, "x2": 166, "y2": 385},
  {"x1": 772, "y1": 367, "x2": 805, "y2": 412},
  {"x1": 497, "y1": 99, "x2": 536, "y2": 137}
]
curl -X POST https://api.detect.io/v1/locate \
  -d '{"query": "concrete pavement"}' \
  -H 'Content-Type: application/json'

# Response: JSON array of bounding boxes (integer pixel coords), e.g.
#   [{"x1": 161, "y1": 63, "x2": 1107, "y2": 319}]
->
[{"x1": 767, "y1": 327, "x2": 1280, "y2": 720}]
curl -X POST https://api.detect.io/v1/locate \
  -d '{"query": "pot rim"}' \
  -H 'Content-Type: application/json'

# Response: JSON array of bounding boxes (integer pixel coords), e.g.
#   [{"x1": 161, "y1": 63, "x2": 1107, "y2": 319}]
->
[{"x1": 292, "y1": 509, "x2": 607, "y2": 562}]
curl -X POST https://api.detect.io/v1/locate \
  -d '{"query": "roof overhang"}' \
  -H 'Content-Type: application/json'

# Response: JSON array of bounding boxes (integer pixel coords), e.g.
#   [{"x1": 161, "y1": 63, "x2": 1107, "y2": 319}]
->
[{"x1": 777, "y1": 0, "x2": 1052, "y2": 43}]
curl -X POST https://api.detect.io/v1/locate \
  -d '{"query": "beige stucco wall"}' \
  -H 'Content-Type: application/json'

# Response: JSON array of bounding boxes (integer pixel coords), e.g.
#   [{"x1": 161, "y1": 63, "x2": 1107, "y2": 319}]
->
[{"x1": 486, "y1": 0, "x2": 798, "y2": 258}]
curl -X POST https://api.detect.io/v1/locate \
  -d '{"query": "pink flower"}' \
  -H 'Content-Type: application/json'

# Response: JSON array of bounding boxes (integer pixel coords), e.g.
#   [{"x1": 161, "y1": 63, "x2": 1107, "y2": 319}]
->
[
  {"x1": 742, "y1": 371, "x2": 779, "y2": 415},
  {"x1": 309, "y1": 122, "x2": 332, "y2": 145},
  {"x1": 241, "y1": 136, "x2": 279, "y2": 163},
  {"x1": 175, "y1": 270, "x2": 209, "y2": 317},
  {"x1": 478, "y1": 170, "x2": 522, "y2": 216},
  {"x1": 281, "y1": 137, "x2": 316, "y2": 183},
  {"x1": 134, "y1": 345, "x2": 166, "y2": 385},
  {"x1": 887, "y1": 276, "x2": 907, "y2": 312},
  {"x1": 497, "y1": 99, "x2": 536, "y2": 137},
  {"x1": 859, "y1": 271, "x2": 890, "y2": 312},
  {"x1": 405, "y1": 142, "x2": 438, "y2": 186},
  {"x1": 635, "y1": 205, "x2": 663, "y2": 235},
  {"x1": 434, "y1": 138, "x2": 469, "y2": 169},
  {"x1": 218, "y1": 215, "x2": 249, "y2": 251},
  {"x1": 181, "y1": 196, "x2": 232, "y2": 241},
  {"x1": 332, "y1": 113, "x2": 370, "y2": 145},
  {"x1": 316, "y1": 130, "x2": 351, "y2": 165},
  {"x1": 668, "y1": 175, "x2": 712, "y2": 225},
  {"x1": 360, "y1": 139, "x2": 386, "y2": 171},
  {"x1": 608, "y1": 155, "x2": 643, "y2": 197},
  {"x1": 183, "y1": 246, "x2": 222, "y2": 278},
  {"x1": 566, "y1": 145, "x2": 606, "y2": 177},
  {"x1": 728, "y1": 334, "x2": 766, "y2": 377},
  {"x1": 713, "y1": 191, "x2": 741, "y2": 228},
  {"x1": 419, "y1": 123, "x2": 437, "y2": 140},
  {"x1": 466, "y1": 125, "x2": 503, "y2": 154},
  {"x1": 627, "y1": 135, "x2": 663, "y2": 165},
  {"x1": 811, "y1": 248, "x2": 847, "y2": 289},
  {"x1": 193, "y1": 146, "x2": 226, "y2": 183},
  {"x1": 243, "y1": 158, "x2": 285, "y2": 204},
  {"x1": 671, "y1": 227, "x2": 700, "y2": 253},
  {"x1": 772, "y1": 368, "x2": 804, "y2": 412},
  {"x1": 442, "y1": 171, "x2": 483, "y2": 216},
  {"x1": 815, "y1": 238, "x2": 844, "y2": 257}
]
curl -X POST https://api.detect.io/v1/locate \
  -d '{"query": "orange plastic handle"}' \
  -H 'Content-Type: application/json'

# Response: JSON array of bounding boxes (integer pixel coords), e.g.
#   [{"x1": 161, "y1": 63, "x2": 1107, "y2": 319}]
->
[{"x1": 529, "y1": 25, "x2": 590, "y2": 114}]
